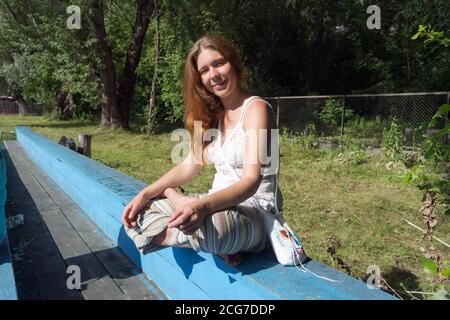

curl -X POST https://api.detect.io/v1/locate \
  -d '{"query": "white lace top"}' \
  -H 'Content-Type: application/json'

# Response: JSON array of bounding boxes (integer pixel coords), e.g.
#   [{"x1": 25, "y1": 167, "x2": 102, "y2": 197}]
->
[{"x1": 205, "y1": 96, "x2": 283, "y2": 214}]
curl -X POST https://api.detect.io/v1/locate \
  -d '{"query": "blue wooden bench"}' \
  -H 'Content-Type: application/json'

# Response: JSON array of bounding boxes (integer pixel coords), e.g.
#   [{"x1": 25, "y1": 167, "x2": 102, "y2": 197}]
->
[
  {"x1": 0, "y1": 145, "x2": 18, "y2": 300},
  {"x1": 15, "y1": 126, "x2": 397, "y2": 300}
]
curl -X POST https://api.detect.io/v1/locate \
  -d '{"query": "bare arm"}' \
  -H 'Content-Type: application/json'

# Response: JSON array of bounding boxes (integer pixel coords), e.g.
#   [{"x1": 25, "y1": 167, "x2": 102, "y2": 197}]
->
[
  {"x1": 140, "y1": 152, "x2": 202, "y2": 199},
  {"x1": 168, "y1": 100, "x2": 274, "y2": 232},
  {"x1": 122, "y1": 151, "x2": 202, "y2": 227}
]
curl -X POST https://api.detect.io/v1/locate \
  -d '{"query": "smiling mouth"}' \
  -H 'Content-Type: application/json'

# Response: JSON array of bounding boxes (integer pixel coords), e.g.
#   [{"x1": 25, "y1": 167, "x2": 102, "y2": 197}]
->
[{"x1": 212, "y1": 79, "x2": 227, "y2": 88}]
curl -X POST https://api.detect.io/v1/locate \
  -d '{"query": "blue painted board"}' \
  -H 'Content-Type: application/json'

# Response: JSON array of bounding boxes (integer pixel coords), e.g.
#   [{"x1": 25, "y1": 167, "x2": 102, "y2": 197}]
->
[
  {"x1": 16, "y1": 126, "x2": 397, "y2": 300},
  {"x1": 0, "y1": 146, "x2": 18, "y2": 300},
  {"x1": 0, "y1": 237, "x2": 18, "y2": 300},
  {"x1": 1, "y1": 146, "x2": 6, "y2": 244}
]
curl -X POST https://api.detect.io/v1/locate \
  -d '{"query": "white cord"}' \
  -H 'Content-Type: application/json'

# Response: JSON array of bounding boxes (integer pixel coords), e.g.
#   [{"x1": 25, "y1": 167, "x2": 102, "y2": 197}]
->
[
  {"x1": 288, "y1": 235, "x2": 342, "y2": 283},
  {"x1": 267, "y1": 102, "x2": 341, "y2": 283}
]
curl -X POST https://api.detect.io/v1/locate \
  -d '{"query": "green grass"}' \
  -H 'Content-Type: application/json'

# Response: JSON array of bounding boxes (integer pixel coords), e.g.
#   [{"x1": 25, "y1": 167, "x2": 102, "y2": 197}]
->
[{"x1": 1, "y1": 114, "x2": 449, "y2": 299}]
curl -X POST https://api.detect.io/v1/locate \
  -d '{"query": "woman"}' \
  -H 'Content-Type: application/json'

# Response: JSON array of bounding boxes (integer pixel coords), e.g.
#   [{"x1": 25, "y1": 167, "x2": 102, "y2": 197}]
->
[{"x1": 122, "y1": 35, "x2": 282, "y2": 266}]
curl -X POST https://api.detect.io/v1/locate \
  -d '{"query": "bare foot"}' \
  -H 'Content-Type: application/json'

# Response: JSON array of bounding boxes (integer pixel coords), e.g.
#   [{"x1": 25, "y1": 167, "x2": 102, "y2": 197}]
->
[
  {"x1": 218, "y1": 253, "x2": 244, "y2": 267},
  {"x1": 151, "y1": 228, "x2": 191, "y2": 248},
  {"x1": 164, "y1": 187, "x2": 198, "y2": 211}
]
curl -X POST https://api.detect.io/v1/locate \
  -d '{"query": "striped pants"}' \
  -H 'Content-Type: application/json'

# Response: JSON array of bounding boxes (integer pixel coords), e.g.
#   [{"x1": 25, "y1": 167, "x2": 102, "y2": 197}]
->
[{"x1": 126, "y1": 193, "x2": 269, "y2": 255}]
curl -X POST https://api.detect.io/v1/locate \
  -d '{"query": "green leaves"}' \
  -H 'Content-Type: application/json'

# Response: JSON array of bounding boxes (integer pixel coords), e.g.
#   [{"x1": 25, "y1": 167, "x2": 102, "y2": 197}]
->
[
  {"x1": 420, "y1": 256, "x2": 450, "y2": 290},
  {"x1": 429, "y1": 104, "x2": 450, "y2": 128},
  {"x1": 411, "y1": 24, "x2": 429, "y2": 40},
  {"x1": 421, "y1": 104, "x2": 450, "y2": 164},
  {"x1": 1, "y1": 1, "x2": 449, "y2": 128},
  {"x1": 412, "y1": 24, "x2": 450, "y2": 47},
  {"x1": 0, "y1": 0, "x2": 100, "y2": 114},
  {"x1": 317, "y1": 99, "x2": 355, "y2": 129},
  {"x1": 382, "y1": 117, "x2": 405, "y2": 163},
  {"x1": 421, "y1": 257, "x2": 438, "y2": 276}
]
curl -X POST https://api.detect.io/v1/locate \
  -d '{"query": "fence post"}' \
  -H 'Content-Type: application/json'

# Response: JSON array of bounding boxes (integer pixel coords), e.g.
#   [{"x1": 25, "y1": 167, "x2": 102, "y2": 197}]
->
[
  {"x1": 276, "y1": 97, "x2": 280, "y2": 128},
  {"x1": 78, "y1": 134, "x2": 92, "y2": 157},
  {"x1": 446, "y1": 92, "x2": 449, "y2": 145},
  {"x1": 340, "y1": 95, "x2": 346, "y2": 142}
]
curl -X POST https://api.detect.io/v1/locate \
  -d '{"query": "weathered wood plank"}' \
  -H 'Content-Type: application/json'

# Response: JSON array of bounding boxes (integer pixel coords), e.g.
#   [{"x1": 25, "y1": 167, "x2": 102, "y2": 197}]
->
[
  {"x1": 60, "y1": 203, "x2": 166, "y2": 299},
  {"x1": 4, "y1": 146, "x2": 74, "y2": 299},
  {"x1": 4, "y1": 141, "x2": 165, "y2": 300},
  {"x1": 43, "y1": 187, "x2": 75, "y2": 207},
  {"x1": 4, "y1": 143, "x2": 123, "y2": 300},
  {"x1": 40, "y1": 208, "x2": 126, "y2": 300},
  {"x1": 5, "y1": 206, "x2": 82, "y2": 300}
]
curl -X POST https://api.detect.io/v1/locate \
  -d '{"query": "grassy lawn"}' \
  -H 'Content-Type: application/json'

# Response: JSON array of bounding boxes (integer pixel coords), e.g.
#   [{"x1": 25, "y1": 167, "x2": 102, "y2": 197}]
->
[{"x1": 1, "y1": 114, "x2": 449, "y2": 299}]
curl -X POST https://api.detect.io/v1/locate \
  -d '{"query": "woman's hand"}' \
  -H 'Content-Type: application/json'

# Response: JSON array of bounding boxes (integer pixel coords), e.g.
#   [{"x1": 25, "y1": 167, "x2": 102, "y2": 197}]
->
[
  {"x1": 122, "y1": 191, "x2": 153, "y2": 228},
  {"x1": 167, "y1": 199, "x2": 208, "y2": 235}
]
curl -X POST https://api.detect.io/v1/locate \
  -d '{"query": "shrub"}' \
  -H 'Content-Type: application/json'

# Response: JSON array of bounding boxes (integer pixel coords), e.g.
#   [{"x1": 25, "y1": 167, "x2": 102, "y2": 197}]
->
[
  {"x1": 346, "y1": 115, "x2": 383, "y2": 138},
  {"x1": 382, "y1": 117, "x2": 405, "y2": 162},
  {"x1": 317, "y1": 99, "x2": 355, "y2": 129}
]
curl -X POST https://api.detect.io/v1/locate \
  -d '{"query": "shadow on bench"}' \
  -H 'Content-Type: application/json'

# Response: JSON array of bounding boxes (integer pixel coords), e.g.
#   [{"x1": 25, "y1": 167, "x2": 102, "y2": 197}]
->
[
  {"x1": 15, "y1": 126, "x2": 397, "y2": 300},
  {"x1": 0, "y1": 146, "x2": 18, "y2": 300}
]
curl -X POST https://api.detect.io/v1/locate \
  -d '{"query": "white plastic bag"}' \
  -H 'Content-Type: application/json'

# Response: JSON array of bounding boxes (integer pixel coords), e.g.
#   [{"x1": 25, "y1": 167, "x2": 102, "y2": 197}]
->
[{"x1": 260, "y1": 210, "x2": 306, "y2": 266}]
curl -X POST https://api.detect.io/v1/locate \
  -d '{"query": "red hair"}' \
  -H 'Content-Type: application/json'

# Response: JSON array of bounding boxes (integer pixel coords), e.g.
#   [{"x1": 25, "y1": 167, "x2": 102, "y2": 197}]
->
[{"x1": 182, "y1": 34, "x2": 243, "y2": 165}]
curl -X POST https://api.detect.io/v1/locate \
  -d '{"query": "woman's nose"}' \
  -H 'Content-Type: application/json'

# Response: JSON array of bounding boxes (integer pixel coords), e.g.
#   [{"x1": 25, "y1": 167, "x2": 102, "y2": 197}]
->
[{"x1": 210, "y1": 67, "x2": 220, "y2": 78}]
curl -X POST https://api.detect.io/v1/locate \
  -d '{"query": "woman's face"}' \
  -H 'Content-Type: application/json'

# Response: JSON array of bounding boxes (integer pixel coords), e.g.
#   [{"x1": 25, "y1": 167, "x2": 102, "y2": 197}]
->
[{"x1": 196, "y1": 48, "x2": 239, "y2": 99}]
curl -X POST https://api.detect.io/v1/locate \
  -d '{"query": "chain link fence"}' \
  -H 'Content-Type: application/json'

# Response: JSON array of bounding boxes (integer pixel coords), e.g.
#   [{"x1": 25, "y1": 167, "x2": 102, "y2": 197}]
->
[
  {"x1": 2, "y1": 93, "x2": 448, "y2": 149},
  {"x1": 266, "y1": 92, "x2": 449, "y2": 149}
]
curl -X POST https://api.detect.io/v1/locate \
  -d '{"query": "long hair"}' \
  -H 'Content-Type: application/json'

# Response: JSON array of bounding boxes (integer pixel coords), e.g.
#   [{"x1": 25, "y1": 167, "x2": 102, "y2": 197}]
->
[{"x1": 182, "y1": 34, "x2": 243, "y2": 165}]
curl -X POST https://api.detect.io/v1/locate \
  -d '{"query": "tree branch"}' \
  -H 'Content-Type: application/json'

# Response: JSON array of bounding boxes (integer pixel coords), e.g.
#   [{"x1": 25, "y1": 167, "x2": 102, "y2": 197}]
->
[
  {"x1": 109, "y1": 0, "x2": 134, "y2": 29},
  {"x1": 116, "y1": 0, "x2": 154, "y2": 128},
  {"x1": 25, "y1": 0, "x2": 38, "y2": 27},
  {"x1": 1, "y1": 0, "x2": 22, "y2": 25}
]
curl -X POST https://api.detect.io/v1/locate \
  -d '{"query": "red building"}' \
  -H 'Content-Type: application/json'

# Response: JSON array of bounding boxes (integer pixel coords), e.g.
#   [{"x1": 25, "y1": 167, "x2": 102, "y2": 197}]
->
[{"x1": 0, "y1": 96, "x2": 17, "y2": 114}]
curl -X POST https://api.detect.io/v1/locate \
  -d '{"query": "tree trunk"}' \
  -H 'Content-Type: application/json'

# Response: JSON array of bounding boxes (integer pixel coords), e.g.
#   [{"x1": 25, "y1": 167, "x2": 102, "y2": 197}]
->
[
  {"x1": 14, "y1": 94, "x2": 27, "y2": 115},
  {"x1": 52, "y1": 87, "x2": 68, "y2": 118},
  {"x1": 148, "y1": 0, "x2": 160, "y2": 136},
  {"x1": 117, "y1": 0, "x2": 155, "y2": 130},
  {"x1": 62, "y1": 92, "x2": 76, "y2": 120},
  {"x1": 87, "y1": 0, "x2": 120, "y2": 129}
]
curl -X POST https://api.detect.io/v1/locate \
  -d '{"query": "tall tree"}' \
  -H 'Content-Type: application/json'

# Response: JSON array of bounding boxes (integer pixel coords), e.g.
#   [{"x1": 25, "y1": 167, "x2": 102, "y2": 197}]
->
[
  {"x1": 147, "y1": 0, "x2": 160, "y2": 135},
  {"x1": 116, "y1": 0, "x2": 154, "y2": 129},
  {"x1": 87, "y1": 0, "x2": 120, "y2": 128},
  {"x1": 0, "y1": 0, "x2": 100, "y2": 118},
  {"x1": 87, "y1": 0, "x2": 154, "y2": 129},
  {"x1": 1, "y1": 0, "x2": 448, "y2": 130}
]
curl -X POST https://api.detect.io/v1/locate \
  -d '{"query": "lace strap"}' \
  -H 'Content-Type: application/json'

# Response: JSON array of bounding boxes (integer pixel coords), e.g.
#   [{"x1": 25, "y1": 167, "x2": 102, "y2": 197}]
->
[{"x1": 238, "y1": 96, "x2": 274, "y2": 125}]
